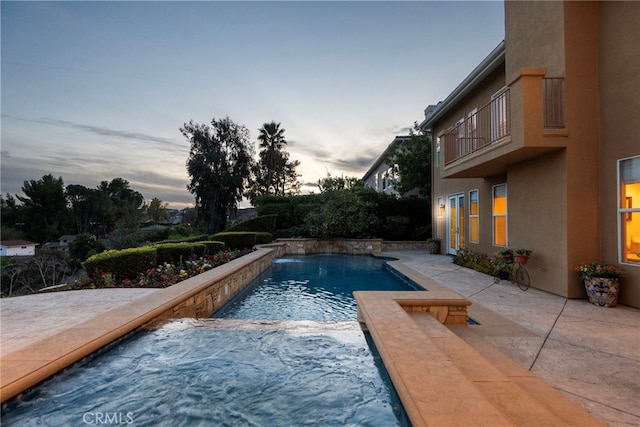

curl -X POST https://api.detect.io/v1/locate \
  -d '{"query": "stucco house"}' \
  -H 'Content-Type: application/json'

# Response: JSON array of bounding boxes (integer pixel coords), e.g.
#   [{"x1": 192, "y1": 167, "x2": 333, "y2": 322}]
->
[
  {"x1": 42, "y1": 234, "x2": 78, "y2": 252},
  {"x1": 418, "y1": 1, "x2": 639, "y2": 308},
  {"x1": 0, "y1": 240, "x2": 37, "y2": 257},
  {"x1": 362, "y1": 136, "x2": 410, "y2": 196}
]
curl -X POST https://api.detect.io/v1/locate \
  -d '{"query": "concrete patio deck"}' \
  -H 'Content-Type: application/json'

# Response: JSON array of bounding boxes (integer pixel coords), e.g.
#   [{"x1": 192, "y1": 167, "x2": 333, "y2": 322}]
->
[
  {"x1": 383, "y1": 251, "x2": 640, "y2": 427},
  {"x1": 1, "y1": 251, "x2": 638, "y2": 426}
]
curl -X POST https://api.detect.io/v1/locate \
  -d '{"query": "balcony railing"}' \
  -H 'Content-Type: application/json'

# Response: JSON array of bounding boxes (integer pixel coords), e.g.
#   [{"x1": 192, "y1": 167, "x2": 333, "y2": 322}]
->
[
  {"x1": 443, "y1": 89, "x2": 510, "y2": 165},
  {"x1": 543, "y1": 77, "x2": 565, "y2": 128}
]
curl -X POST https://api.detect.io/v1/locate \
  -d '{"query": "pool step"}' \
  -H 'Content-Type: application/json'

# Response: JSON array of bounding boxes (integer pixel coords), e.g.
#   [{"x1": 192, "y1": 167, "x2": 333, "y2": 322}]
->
[{"x1": 354, "y1": 291, "x2": 604, "y2": 427}]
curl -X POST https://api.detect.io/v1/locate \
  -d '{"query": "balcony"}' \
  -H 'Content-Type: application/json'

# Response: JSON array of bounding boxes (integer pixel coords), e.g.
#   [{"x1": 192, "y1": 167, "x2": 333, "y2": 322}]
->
[
  {"x1": 443, "y1": 89, "x2": 511, "y2": 166},
  {"x1": 441, "y1": 70, "x2": 567, "y2": 178}
]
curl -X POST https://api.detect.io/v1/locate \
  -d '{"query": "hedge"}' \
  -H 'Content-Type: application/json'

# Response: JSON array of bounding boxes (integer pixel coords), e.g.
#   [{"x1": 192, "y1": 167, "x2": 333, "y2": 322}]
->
[
  {"x1": 155, "y1": 234, "x2": 210, "y2": 244},
  {"x1": 155, "y1": 242, "x2": 206, "y2": 265},
  {"x1": 201, "y1": 240, "x2": 225, "y2": 254},
  {"x1": 381, "y1": 216, "x2": 411, "y2": 240},
  {"x1": 225, "y1": 215, "x2": 277, "y2": 234},
  {"x1": 211, "y1": 232, "x2": 272, "y2": 250},
  {"x1": 83, "y1": 247, "x2": 157, "y2": 280}
]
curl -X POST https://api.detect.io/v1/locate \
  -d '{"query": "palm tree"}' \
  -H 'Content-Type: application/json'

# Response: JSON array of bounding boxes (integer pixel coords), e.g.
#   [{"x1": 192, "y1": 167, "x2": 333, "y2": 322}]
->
[{"x1": 257, "y1": 121, "x2": 286, "y2": 193}]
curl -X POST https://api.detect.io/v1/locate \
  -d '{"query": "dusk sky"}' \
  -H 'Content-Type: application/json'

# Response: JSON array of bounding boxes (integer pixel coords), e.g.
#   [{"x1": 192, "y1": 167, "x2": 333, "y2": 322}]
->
[{"x1": 1, "y1": 1, "x2": 505, "y2": 209}]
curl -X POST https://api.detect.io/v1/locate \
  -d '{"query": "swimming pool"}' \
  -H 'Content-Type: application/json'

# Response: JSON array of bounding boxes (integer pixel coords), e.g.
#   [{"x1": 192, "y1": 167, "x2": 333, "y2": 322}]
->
[
  {"x1": 2, "y1": 254, "x2": 418, "y2": 426},
  {"x1": 215, "y1": 253, "x2": 422, "y2": 321}
]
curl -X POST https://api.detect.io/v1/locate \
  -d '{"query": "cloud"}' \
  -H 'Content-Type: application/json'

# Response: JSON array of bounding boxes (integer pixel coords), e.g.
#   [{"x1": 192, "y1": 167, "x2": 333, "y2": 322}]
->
[{"x1": 2, "y1": 114, "x2": 186, "y2": 154}]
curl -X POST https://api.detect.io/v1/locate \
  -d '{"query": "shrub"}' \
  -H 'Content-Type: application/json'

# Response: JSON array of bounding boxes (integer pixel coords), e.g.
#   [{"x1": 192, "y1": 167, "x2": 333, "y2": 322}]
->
[
  {"x1": 139, "y1": 227, "x2": 171, "y2": 243},
  {"x1": 68, "y1": 233, "x2": 106, "y2": 263},
  {"x1": 225, "y1": 215, "x2": 277, "y2": 234},
  {"x1": 83, "y1": 247, "x2": 157, "y2": 280},
  {"x1": 381, "y1": 216, "x2": 410, "y2": 240},
  {"x1": 274, "y1": 225, "x2": 309, "y2": 239},
  {"x1": 201, "y1": 240, "x2": 225, "y2": 255},
  {"x1": 305, "y1": 191, "x2": 379, "y2": 238},
  {"x1": 155, "y1": 242, "x2": 206, "y2": 265},
  {"x1": 452, "y1": 248, "x2": 495, "y2": 275},
  {"x1": 211, "y1": 232, "x2": 273, "y2": 250}
]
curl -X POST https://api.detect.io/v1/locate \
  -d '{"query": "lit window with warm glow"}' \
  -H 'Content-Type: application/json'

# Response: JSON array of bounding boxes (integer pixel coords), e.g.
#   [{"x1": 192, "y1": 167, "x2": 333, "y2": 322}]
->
[
  {"x1": 436, "y1": 196, "x2": 444, "y2": 238},
  {"x1": 493, "y1": 184, "x2": 507, "y2": 246},
  {"x1": 620, "y1": 156, "x2": 640, "y2": 263},
  {"x1": 469, "y1": 190, "x2": 479, "y2": 243}
]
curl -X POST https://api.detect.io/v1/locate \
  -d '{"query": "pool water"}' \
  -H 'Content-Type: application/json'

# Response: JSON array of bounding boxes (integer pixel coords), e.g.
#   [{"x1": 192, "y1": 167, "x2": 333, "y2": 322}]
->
[
  {"x1": 215, "y1": 253, "x2": 422, "y2": 321},
  {"x1": 3, "y1": 320, "x2": 407, "y2": 426},
  {"x1": 2, "y1": 254, "x2": 417, "y2": 426}
]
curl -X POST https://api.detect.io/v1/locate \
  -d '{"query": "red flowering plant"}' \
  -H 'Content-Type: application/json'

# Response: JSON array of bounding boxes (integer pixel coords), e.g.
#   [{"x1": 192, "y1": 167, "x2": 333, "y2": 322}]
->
[
  {"x1": 73, "y1": 249, "x2": 253, "y2": 290},
  {"x1": 575, "y1": 262, "x2": 624, "y2": 280}
]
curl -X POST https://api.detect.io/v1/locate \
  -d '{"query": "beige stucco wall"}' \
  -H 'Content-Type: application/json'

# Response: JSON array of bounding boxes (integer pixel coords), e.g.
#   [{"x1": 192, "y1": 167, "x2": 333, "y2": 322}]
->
[
  {"x1": 509, "y1": 151, "x2": 568, "y2": 296},
  {"x1": 598, "y1": 1, "x2": 640, "y2": 307},
  {"x1": 429, "y1": 1, "x2": 639, "y2": 307},
  {"x1": 562, "y1": 2, "x2": 602, "y2": 298},
  {"x1": 505, "y1": 1, "x2": 565, "y2": 79}
]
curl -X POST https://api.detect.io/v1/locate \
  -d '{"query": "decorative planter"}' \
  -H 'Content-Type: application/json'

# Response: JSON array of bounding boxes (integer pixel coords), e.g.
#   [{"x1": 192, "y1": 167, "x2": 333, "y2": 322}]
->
[
  {"x1": 514, "y1": 254, "x2": 529, "y2": 264},
  {"x1": 426, "y1": 239, "x2": 440, "y2": 254},
  {"x1": 584, "y1": 278, "x2": 620, "y2": 307},
  {"x1": 498, "y1": 269, "x2": 510, "y2": 280}
]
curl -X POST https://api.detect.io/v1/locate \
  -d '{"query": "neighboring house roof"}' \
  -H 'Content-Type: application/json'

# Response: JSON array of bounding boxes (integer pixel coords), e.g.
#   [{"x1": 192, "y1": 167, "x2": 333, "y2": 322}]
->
[
  {"x1": 0, "y1": 240, "x2": 38, "y2": 247},
  {"x1": 362, "y1": 135, "x2": 411, "y2": 181},
  {"x1": 418, "y1": 40, "x2": 506, "y2": 131}
]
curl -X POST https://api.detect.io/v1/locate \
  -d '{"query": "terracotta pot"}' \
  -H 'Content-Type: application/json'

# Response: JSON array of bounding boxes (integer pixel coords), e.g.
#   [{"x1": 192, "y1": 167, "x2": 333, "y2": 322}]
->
[
  {"x1": 584, "y1": 278, "x2": 620, "y2": 307},
  {"x1": 514, "y1": 254, "x2": 529, "y2": 264}
]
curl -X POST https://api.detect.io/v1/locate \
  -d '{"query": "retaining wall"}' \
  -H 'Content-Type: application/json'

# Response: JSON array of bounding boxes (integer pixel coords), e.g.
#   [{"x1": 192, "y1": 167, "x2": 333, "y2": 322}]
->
[{"x1": 271, "y1": 238, "x2": 428, "y2": 255}]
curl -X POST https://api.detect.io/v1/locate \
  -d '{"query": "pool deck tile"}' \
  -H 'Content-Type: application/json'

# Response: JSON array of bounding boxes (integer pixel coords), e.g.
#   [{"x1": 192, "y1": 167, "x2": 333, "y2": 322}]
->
[{"x1": 382, "y1": 251, "x2": 640, "y2": 427}]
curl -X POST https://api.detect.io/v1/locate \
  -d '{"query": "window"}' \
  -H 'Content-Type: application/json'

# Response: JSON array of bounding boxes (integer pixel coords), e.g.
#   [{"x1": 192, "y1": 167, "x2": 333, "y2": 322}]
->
[
  {"x1": 493, "y1": 184, "x2": 507, "y2": 246},
  {"x1": 436, "y1": 196, "x2": 444, "y2": 238},
  {"x1": 435, "y1": 137, "x2": 441, "y2": 167},
  {"x1": 469, "y1": 190, "x2": 479, "y2": 243},
  {"x1": 620, "y1": 156, "x2": 640, "y2": 263}
]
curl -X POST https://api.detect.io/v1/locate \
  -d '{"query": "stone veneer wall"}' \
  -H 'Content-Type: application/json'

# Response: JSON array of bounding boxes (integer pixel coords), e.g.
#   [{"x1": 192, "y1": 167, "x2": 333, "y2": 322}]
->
[
  {"x1": 272, "y1": 238, "x2": 428, "y2": 255},
  {"x1": 152, "y1": 248, "x2": 274, "y2": 320},
  {"x1": 151, "y1": 239, "x2": 430, "y2": 321}
]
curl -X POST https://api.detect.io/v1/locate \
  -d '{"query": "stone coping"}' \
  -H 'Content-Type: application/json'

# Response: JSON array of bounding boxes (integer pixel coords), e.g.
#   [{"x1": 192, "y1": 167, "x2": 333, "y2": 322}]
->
[
  {"x1": 0, "y1": 248, "x2": 274, "y2": 403},
  {"x1": 354, "y1": 290, "x2": 604, "y2": 427}
]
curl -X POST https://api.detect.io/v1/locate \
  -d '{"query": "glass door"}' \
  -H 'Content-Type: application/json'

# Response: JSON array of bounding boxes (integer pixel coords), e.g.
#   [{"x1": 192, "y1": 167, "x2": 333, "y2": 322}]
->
[{"x1": 447, "y1": 194, "x2": 465, "y2": 254}]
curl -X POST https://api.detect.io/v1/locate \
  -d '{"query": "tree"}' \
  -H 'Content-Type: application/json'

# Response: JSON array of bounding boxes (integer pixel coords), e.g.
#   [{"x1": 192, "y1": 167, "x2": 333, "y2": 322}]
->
[
  {"x1": 386, "y1": 124, "x2": 432, "y2": 199},
  {"x1": 1, "y1": 194, "x2": 26, "y2": 240},
  {"x1": 247, "y1": 122, "x2": 301, "y2": 203},
  {"x1": 16, "y1": 174, "x2": 69, "y2": 242},
  {"x1": 147, "y1": 197, "x2": 169, "y2": 224},
  {"x1": 258, "y1": 121, "x2": 286, "y2": 192},
  {"x1": 317, "y1": 174, "x2": 362, "y2": 193},
  {"x1": 68, "y1": 232, "x2": 105, "y2": 263},
  {"x1": 66, "y1": 184, "x2": 115, "y2": 235},
  {"x1": 305, "y1": 190, "x2": 379, "y2": 238},
  {"x1": 182, "y1": 117, "x2": 254, "y2": 233},
  {"x1": 98, "y1": 178, "x2": 145, "y2": 229}
]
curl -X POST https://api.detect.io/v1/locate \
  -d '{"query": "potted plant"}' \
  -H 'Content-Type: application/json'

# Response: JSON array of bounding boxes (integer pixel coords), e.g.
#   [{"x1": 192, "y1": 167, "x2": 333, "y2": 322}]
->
[
  {"x1": 426, "y1": 238, "x2": 441, "y2": 254},
  {"x1": 495, "y1": 247, "x2": 514, "y2": 264},
  {"x1": 493, "y1": 248, "x2": 513, "y2": 280},
  {"x1": 575, "y1": 262, "x2": 624, "y2": 307},
  {"x1": 514, "y1": 248, "x2": 532, "y2": 264}
]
